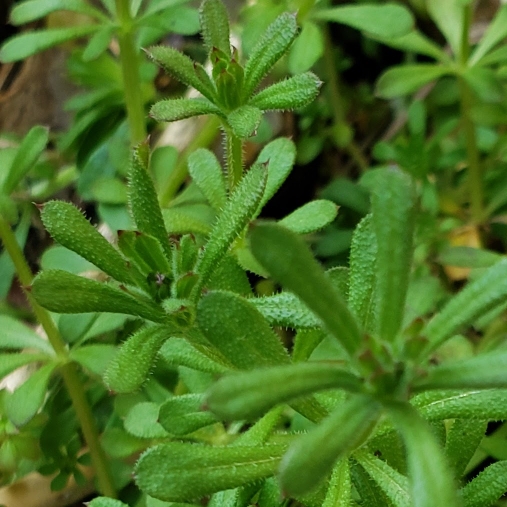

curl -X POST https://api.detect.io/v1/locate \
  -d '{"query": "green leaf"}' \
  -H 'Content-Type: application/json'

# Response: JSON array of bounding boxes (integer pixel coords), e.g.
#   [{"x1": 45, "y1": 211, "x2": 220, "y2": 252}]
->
[
  {"x1": 124, "y1": 402, "x2": 169, "y2": 439},
  {"x1": 199, "y1": 0, "x2": 231, "y2": 58},
  {"x1": 354, "y1": 449, "x2": 410, "y2": 507},
  {"x1": 279, "y1": 395, "x2": 380, "y2": 496},
  {"x1": 69, "y1": 344, "x2": 116, "y2": 376},
  {"x1": 371, "y1": 167, "x2": 416, "y2": 342},
  {"x1": 0, "y1": 353, "x2": 50, "y2": 379},
  {"x1": 41, "y1": 201, "x2": 133, "y2": 284},
  {"x1": 288, "y1": 21, "x2": 324, "y2": 74},
  {"x1": 188, "y1": 149, "x2": 226, "y2": 212},
  {"x1": 374, "y1": 31, "x2": 448, "y2": 61},
  {"x1": 0, "y1": 26, "x2": 99, "y2": 63},
  {"x1": 194, "y1": 163, "x2": 267, "y2": 294},
  {"x1": 322, "y1": 459, "x2": 351, "y2": 507},
  {"x1": 104, "y1": 326, "x2": 169, "y2": 393},
  {"x1": 376, "y1": 65, "x2": 450, "y2": 98},
  {"x1": 129, "y1": 144, "x2": 172, "y2": 261},
  {"x1": 147, "y1": 46, "x2": 216, "y2": 101},
  {"x1": 227, "y1": 106, "x2": 262, "y2": 139},
  {"x1": 414, "y1": 351, "x2": 507, "y2": 390},
  {"x1": 437, "y1": 246, "x2": 502, "y2": 268},
  {"x1": 255, "y1": 137, "x2": 296, "y2": 214},
  {"x1": 385, "y1": 402, "x2": 459, "y2": 507},
  {"x1": 430, "y1": 1, "x2": 470, "y2": 57},
  {"x1": 205, "y1": 362, "x2": 363, "y2": 420},
  {"x1": 412, "y1": 389, "x2": 507, "y2": 420},
  {"x1": 10, "y1": 0, "x2": 107, "y2": 24},
  {"x1": 0, "y1": 315, "x2": 53, "y2": 353},
  {"x1": 31, "y1": 270, "x2": 166, "y2": 322},
  {"x1": 150, "y1": 98, "x2": 221, "y2": 123},
  {"x1": 470, "y1": 5, "x2": 507, "y2": 65},
  {"x1": 82, "y1": 25, "x2": 115, "y2": 61},
  {"x1": 197, "y1": 291, "x2": 290, "y2": 369},
  {"x1": 243, "y1": 12, "x2": 298, "y2": 100},
  {"x1": 88, "y1": 498, "x2": 130, "y2": 507},
  {"x1": 461, "y1": 461, "x2": 507, "y2": 507},
  {"x1": 278, "y1": 200, "x2": 337, "y2": 234},
  {"x1": 462, "y1": 67, "x2": 504, "y2": 103},
  {"x1": 5, "y1": 362, "x2": 58, "y2": 426},
  {"x1": 250, "y1": 73, "x2": 322, "y2": 111},
  {"x1": 2, "y1": 126, "x2": 48, "y2": 194},
  {"x1": 314, "y1": 4, "x2": 414, "y2": 39},
  {"x1": 423, "y1": 259, "x2": 507, "y2": 351},
  {"x1": 135, "y1": 442, "x2": 288, "y2": 502},
  {"x1": 249, "y1": 223, "x2": 361, "y2": 356},
  {"x1": 163, "y1": 204, "x2": 216, "y2": 236},
  {"x1": 90, "y1": 177, "x2": 127, "y2": 204},
  {"x1": 158, "y1": 394, "x2": 218, "y2": 435}
]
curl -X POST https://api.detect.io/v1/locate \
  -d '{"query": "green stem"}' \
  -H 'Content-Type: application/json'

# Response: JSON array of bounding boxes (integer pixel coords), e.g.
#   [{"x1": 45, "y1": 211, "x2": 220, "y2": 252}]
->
[
  {"x1": 115, "y1": 0, "x2": 146, "y2": 145},
  {"x1": 0, "y1": 215, "x2": 116, "y2": 498},
  {"x1": 459, "y1": 4, "x2": 483, "y2": 223},
  {"x1": 322, "y1": 26, "x2": 368, "y2": 173},
  {"x1": 225, "y1": 129, "x2": 243, "y2": 191},
  {"x1": 159, "y1": 116, "x2": 221, "y2": 206}
]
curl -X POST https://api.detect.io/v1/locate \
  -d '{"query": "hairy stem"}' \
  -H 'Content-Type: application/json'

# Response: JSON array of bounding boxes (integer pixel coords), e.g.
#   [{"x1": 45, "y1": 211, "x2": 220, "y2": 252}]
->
[
  {"x1": 0, "y1": 214, "x2": 116, "y2": 498},
  {"x1": 226, "y1": 129, "x2": 243, "y2": 191},
  {"x1": 115, "y1": 0, "x2": 147, "y2": 145},
  {"x1": 459, "y1": 4, "x2": 483, "y2": 223}
]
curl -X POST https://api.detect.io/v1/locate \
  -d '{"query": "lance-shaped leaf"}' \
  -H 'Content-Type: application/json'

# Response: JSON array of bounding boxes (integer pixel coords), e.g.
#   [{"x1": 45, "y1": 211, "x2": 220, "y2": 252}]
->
[
  {"x1": 129, "y1": 144, "x2": 172, "y2": 261},
  {"x1": 0, "y1": 353, "x2": 51, "y2": 379},
  {"x1": 385, "y1": 402, "x2": 459, "y2": 507},
  {"x1": 227, "y1": 106, "x2": 262, "y2": 139},
  {"x1": 2, "y1": 125, "x2": 48, "y2": 194},
  {"x1": 124, "y1": 402, "x2": 168, "y2": 439},
  {"x1": 278, "y1": 200, "x2": 338, "y2": 234},
  {"x1": 414, "y1": 351, "x2": 507, "y2": 391},
  {"x1": 158, "y1": 394, "x2": 218, "y2": 435},
  {"x1": 199, "y1": 0, "x2": 231, "y2": 58},
  {"x1": 88, "y1": 499, "x2": 129, "y2": 507},
  {"x1": 0, "y1": 26, "x2": 99, "y2": 63},
  {"x1": 82, "y1": 25, "x2": 115, "y2": 61},
  {"x1": 249, "y1": 73, "x2": 322, "y2": 111},
  {"x1": 249, "y1": 222, "x2": 362, "y2": 356},
  {"x1": 348, "y1": 214, "x2": 377, "y2": 330},
  {"x1": 188, "y1": 149, "x2": 226, "y2": 212},
  {"x1": 163, "y1": 204, "x2": 215, "y2": 236},
  {"x1": 194, "y1": 163, "x2": 267, "y2": 294},
  {"x1": 32, "y1": 270, "x2": 165, "y2": 322},
  {"x1": 323, "y1": 459, "x2": 351, "y2": 507},
  {"x1": 461, "y1": 461, "x2": 507, "y2": 507},
  {"x1": 41, "y1": 201, "x2": 133, "y2": 284},
  {"x1": 376, "y1": 65, "x2": 450, "y2": 99},
  {"x1": 150, "y1": 98, "x2": 222, "y2": 123},
  {"x1": 374, "y1": 31, "x2": 448, "y2": 62},
  {"x1": 423, "y1": 259, "x2": 507, "y2": 351},
  {"x1": 6, "y1": 362, "x2": 58, "y2": 426},
  {"x1": 197, "y1": 291, "x2": 290, "y2": 369},
  {"x1": 205, "y1": 362, "x2": 362, "y2": 420},
  {"x1": 242, "y1": 12, "x2": 298, "y2": 100},
  {"x1": 412, "y1": 389, "x2": 507, "y2": 420},
  {"x1": 10, "y1": 0, "x2": 107, "y2": 24},
  {"x1": 0, "y1": 315, "x2": 53, "y2": 354},
  {"x1": 314, "y1": 4, "x2": 413, "y2": 39},
  {"x1": 69, "y1": 344, "x2": 116, "y2": 376},
  {"x1": 371, "y1": 167, "x2": 416, "y2": 343},
  {"x1": 470, "y1": 5, "x2": 507, "y2": 66},
  {"x1": 279, "y1": 395, "x2": 380, "y2": 496},
  {"x1": 104, "y1": 325, "x2": 168, "y2": 393},
  {"x1": 252, "y1": 292, "x2": 319, "y2": 328},
  {"x1": 135, "y1": 442, "x2": 288, "y2": 502},
  {"x1": 148, "y1": 46, "x2": 216, "y2": 101},
  {"x1": 427, "y1": 0, "x2": 463, "y2": 58},
  {"x1": 354, "y1": 449, "x2": 411, "y2": 507}
]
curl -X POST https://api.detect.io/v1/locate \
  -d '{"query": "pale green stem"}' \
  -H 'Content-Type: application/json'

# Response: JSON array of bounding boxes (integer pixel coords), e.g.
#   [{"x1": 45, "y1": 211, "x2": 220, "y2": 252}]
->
[
  {"x1": 322, "y1": 26, "x2": 368, "y2": 173},
  {"x1": 459, "y1": 4, "x2": 483, "y2": 223},
  {"x1": 0, "y1": 215, "x2": 116, "y2": 498},
  {"x1": 225, "y1": 129, "x2": 243, "y2": 191},
  {"x1": 115, "y1": 0, "x2": 147, "y2": 145},
  {"x1": 159, "y1": 116, "x2": 221, "y2": 206}
]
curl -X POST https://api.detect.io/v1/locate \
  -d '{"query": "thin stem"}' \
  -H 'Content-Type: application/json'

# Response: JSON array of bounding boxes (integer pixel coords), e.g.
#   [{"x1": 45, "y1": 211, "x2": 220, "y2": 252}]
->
[
  {"x1": 115, "y1": 0, "x2": 146, "y2": 145},
  {"x1": 0, "y1": 214, "x2": 116, "y2": 498},
  {"x1": 159, "y1": 116, "x2": 221, "y2": 206},
  {"x1": 225, "y1": 129, "x2": 243, "y2": 191},
  {"x1": 322, "y1": 26, "x2": 368, "y2": 173},
  {"x1": 459, "y1": 3, "x2": 483, "y2": 223}
]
